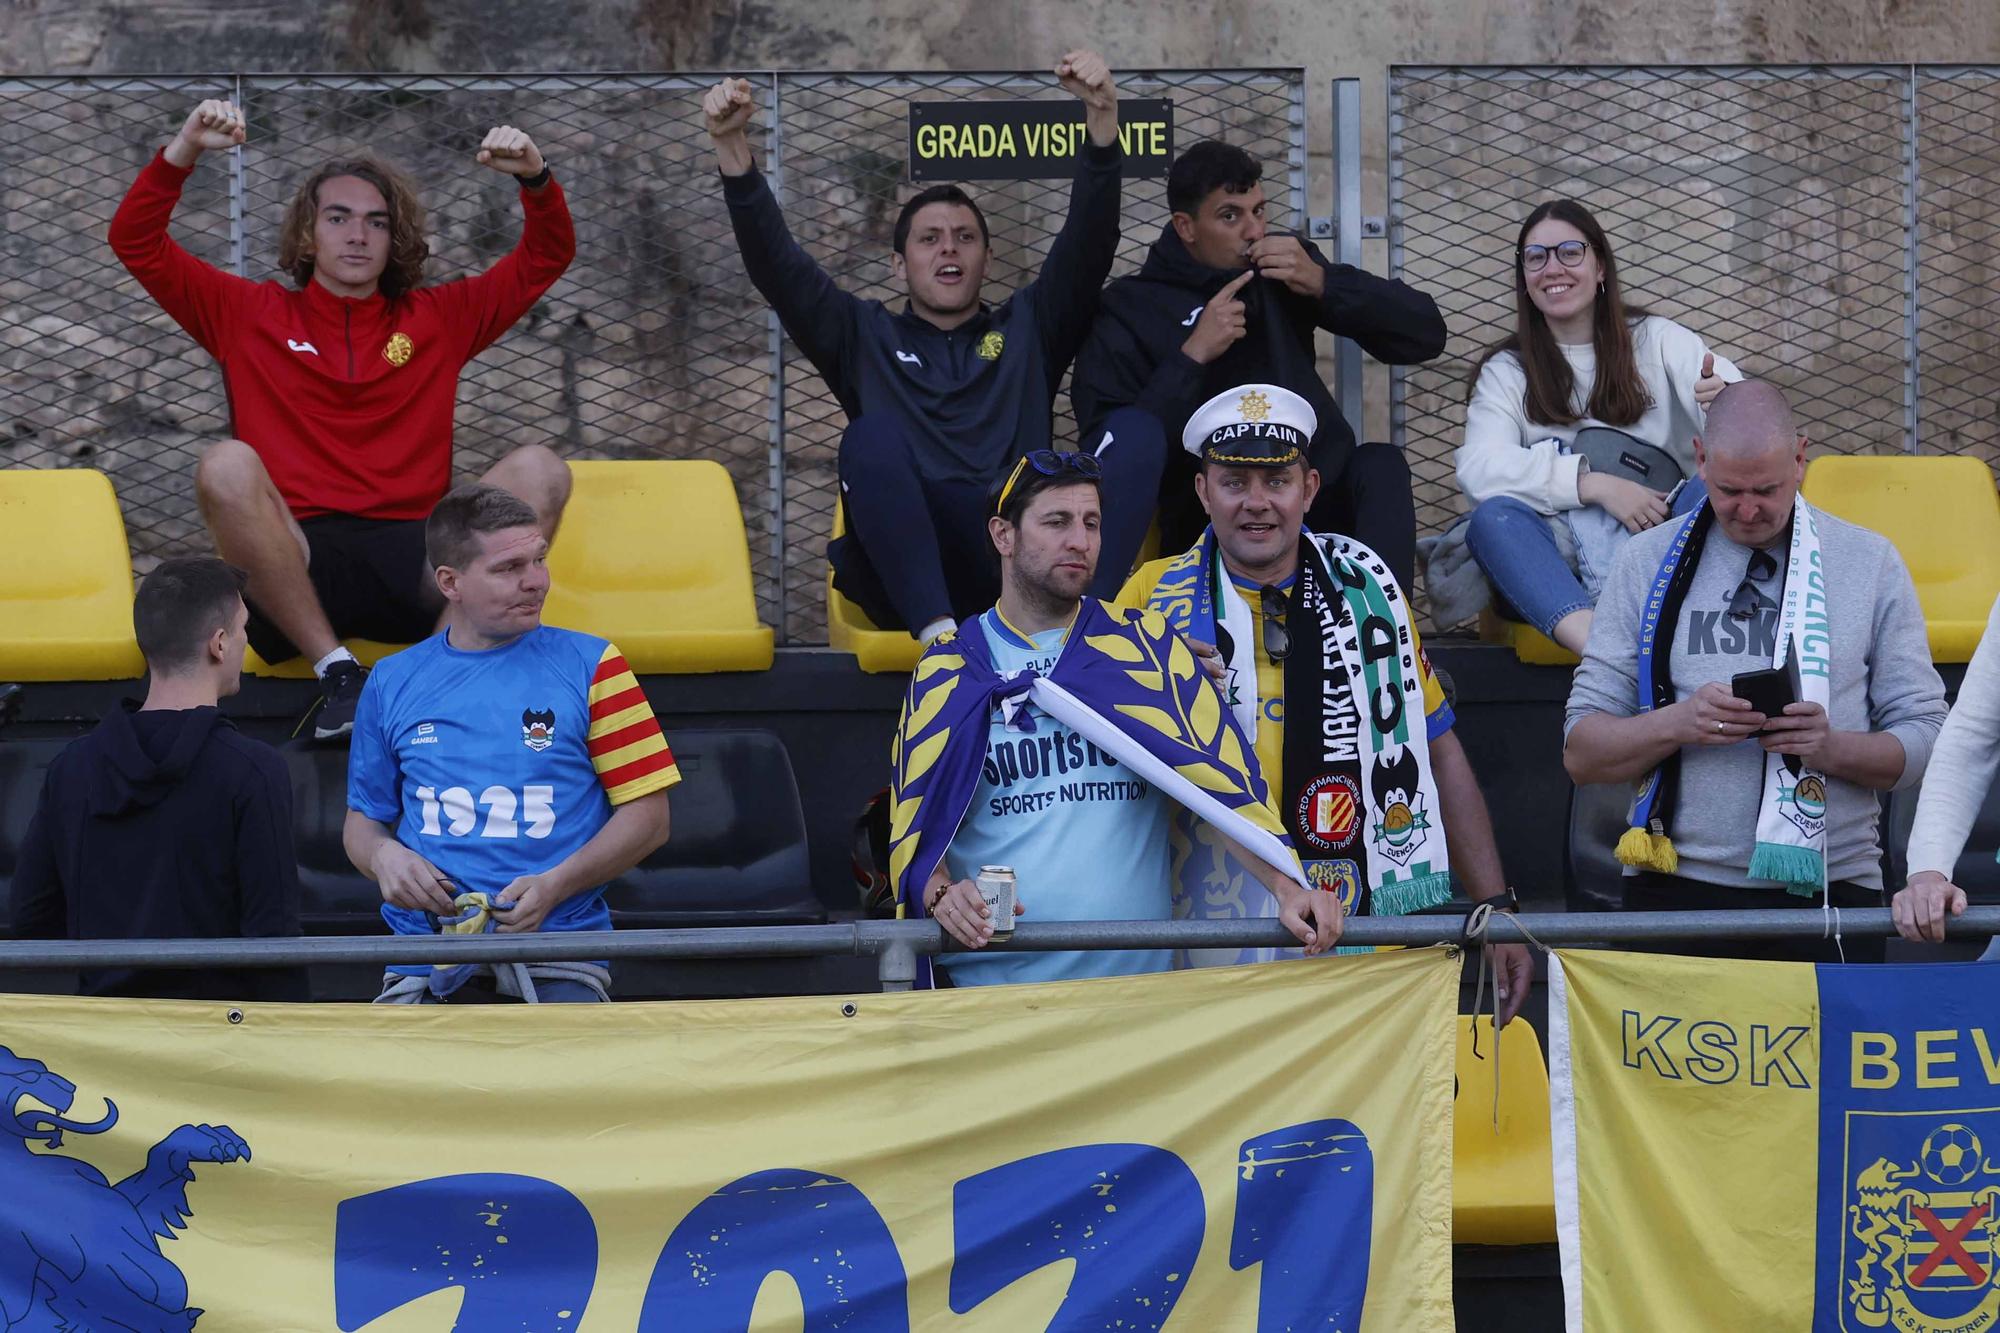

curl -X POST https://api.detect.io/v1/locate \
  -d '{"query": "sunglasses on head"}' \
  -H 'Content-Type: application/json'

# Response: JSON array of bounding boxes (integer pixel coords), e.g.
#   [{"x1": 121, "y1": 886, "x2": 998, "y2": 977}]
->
[
  {"x1": 1522, "y1": 239, "x2": 1591, "y2": 273},
  {"x1": 996, "y1": 449, "x2": 1104, "y2": 514}
]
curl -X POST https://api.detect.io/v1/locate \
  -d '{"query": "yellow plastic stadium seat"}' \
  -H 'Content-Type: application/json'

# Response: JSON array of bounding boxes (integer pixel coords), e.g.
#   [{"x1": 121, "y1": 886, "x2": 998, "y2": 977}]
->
[
  {"x1": 541, "y1": 460, "x2": 774, "y2": 673},
  {"x1": 1478, "y1": 608, "x2": 1579, "y2": 666},
  {"x1": 1802, "y1": 455, "x2": 2000, "y2": 664},
  {"x1": 1453, "y1": 1015, "x2": 1557, "y2": 1246},
  {"x1": 826, "y1": 505, "x2": 922, "y2": 674},
  {"x1": 251, "y1": 460, "x2": 774, "y2": 677},
  {"x1": 0, "y1": 468, "x2": 144, "y2": 680}
]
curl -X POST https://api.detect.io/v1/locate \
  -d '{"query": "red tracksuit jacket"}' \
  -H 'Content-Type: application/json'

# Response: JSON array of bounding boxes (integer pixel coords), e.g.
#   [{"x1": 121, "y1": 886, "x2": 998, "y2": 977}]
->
[{"x1": 109, "y1": 150, "x2": 576, "y2": 521}]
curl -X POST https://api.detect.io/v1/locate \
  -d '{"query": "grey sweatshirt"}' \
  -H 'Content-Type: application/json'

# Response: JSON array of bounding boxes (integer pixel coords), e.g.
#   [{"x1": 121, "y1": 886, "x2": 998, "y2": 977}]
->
[{"x1": 1565, "y1": 508, "x2": 1947, "y2": 892}]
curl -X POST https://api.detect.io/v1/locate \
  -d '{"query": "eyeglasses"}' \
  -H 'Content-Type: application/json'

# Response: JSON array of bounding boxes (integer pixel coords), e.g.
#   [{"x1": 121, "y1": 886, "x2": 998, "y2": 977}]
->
[
  {"x1": 1521, "y1": 239, "x2": 1591, "y2": 273},
  {"x1": 1260, "y1": 584, "x2": 1291, "y2": 662},
  {"x1": 1727, "y1": 549, "x2": 1781, "y2": 621},
  {"x1": 995, "y1": 449, "x2": 1103, "y2": 514}
]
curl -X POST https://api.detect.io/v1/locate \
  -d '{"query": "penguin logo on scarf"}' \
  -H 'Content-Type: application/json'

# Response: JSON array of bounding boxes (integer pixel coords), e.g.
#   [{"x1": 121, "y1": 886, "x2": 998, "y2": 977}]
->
[{"x1": 1370, "y1": 747, "x2": 1431, "y2": 863}]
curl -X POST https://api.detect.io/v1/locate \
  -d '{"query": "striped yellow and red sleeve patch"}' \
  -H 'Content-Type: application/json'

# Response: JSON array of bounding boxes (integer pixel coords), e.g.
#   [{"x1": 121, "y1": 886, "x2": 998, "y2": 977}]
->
[{"x1": 587, "y1": 644, "x2": 680, "y2": 804}]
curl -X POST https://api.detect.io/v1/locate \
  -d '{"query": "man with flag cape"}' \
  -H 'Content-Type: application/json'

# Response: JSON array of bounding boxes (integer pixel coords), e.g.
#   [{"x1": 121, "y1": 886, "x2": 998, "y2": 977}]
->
[{"x1": 887, "y1": 443, "x2": 1344, "y2": 987}]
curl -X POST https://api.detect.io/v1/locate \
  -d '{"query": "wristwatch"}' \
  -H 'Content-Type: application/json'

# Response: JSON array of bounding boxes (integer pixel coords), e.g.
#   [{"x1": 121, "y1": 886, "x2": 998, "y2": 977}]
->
[
  {"x1": 522, "y1": 164, "x2": 553, "y2": 189},
  {"x1": 1475, "y1": 889, "x2": 1520, "y2": 914}
]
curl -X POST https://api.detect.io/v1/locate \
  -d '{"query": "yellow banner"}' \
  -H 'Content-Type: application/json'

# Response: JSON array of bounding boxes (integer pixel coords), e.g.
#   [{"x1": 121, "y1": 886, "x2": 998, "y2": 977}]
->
[
  {"x1": 0, "y1": 948, "x2": 1456, "y2": 1331},
  {"x1": 1549, "y1": 948, "x2": 2000, "y2": 1332}
]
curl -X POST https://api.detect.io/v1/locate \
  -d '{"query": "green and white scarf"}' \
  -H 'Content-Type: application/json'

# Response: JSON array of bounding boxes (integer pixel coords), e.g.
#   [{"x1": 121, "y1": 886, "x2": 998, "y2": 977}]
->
[{"x1": 1149, "y1": 528, "x2": 1452, "y2": 949}]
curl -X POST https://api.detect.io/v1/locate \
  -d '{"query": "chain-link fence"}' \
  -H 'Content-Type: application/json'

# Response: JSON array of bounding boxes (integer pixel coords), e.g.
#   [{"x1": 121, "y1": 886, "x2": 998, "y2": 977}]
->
[
  {"x1": 0, "y1": 69, "x2": 1305, "y2": 645},
  {"x1": 1387, "y1": 65, "x2": 2000, "y2": 592}
]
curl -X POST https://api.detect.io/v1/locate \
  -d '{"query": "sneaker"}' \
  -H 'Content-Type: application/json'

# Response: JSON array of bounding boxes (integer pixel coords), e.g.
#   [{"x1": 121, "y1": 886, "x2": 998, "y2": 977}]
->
[{"x1": 314, "y1": 660, "x2": 368, "y2": 741}]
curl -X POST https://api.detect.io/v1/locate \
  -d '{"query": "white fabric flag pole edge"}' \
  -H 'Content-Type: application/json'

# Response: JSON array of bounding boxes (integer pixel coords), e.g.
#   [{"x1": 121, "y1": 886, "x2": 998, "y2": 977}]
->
[
  {"x1": 1028, "y1": 675, "x2": 1310, "y2": 892},
  {"x1": 1548, "y1": 952, "x2": 1586, "y2": 1333}
]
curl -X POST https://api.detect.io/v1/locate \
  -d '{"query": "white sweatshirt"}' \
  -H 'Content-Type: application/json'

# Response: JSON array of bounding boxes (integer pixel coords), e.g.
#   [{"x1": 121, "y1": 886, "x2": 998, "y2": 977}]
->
[
  {"x1": 1457, "y1": 314, "x2": 1741, "y2": 516},
  {"x1": 1907, "y1": 594, "x2": 2000, "y2": 879}
]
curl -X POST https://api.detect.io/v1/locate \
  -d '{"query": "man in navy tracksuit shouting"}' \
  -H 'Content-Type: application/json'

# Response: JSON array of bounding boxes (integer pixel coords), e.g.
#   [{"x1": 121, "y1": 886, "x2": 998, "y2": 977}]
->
[{"x1": 702, "y1": 52, "x2": 1140, "y2": 645}]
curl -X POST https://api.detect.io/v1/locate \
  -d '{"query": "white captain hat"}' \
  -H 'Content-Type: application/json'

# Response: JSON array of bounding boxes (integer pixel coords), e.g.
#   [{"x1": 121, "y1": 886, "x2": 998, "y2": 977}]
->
[{"x1": 1181, "y1": 383, "x2": 1317, "y2": 466}]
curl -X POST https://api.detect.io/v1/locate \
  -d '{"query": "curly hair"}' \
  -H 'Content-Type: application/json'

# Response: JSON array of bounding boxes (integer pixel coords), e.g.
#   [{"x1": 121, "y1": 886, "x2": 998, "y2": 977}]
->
[{"x1": 276, "y1": 154, "x2": 430, "y2": 300}]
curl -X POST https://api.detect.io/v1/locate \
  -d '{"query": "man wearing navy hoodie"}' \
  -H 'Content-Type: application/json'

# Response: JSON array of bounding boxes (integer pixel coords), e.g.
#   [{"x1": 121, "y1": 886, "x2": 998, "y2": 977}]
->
[
  {"x1": 1072, "y1": 140, "x2": 1448, "y2": 590},
  {"x1": 11, "y1": 557, "x2": 306, "y2": 1000}
]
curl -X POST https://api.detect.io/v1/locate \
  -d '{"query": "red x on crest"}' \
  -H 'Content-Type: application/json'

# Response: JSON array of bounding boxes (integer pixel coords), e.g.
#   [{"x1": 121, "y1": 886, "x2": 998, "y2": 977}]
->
[{"x1": 1911, "y1": 1203, "x2": 1991, "y2": 1287}]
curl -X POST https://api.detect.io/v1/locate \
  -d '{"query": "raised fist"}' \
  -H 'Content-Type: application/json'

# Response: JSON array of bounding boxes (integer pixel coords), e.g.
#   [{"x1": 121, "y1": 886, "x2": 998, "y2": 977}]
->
[
  {"x1": 172, "y1": 99, "x2": 245, "y2": 160},
  {"x1": 1055, "y1": 50, "x2": 1117, "y2": 112},
  {"x1": 703, "y1": 77, "x2": 757, "y2": 140},
  {"x1": 476, "y1": 125, "x2": 545, "y2": 179}
]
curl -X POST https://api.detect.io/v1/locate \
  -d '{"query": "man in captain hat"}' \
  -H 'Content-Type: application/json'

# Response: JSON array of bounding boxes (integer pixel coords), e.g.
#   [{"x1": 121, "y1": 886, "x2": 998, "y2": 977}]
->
[{"x1": 1120, "y1": 383, "x2": 1534, "y2": 1023}]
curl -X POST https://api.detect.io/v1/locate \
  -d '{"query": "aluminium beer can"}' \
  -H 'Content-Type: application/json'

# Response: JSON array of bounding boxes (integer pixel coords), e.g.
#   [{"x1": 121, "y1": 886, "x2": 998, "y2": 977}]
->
[{"x1": 976, "y1": 865, "x2": 1016, "y2": 938}]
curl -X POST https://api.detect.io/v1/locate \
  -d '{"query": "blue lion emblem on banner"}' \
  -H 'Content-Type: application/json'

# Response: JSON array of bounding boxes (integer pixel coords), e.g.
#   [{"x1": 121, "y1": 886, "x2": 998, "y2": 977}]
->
[
  {"x1": 1843, "y1": 1109, "x2": 2000, "y2": 1332},
  {"x1": 0, "y1": 1044, "x2": 248, "y2": 1330}
]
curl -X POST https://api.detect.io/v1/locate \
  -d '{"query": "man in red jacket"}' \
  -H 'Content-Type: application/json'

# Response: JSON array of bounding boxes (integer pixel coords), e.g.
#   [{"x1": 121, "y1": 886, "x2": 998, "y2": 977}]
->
[{"x1": 111, "y1": 99, "x2": 577, "y2": 738}]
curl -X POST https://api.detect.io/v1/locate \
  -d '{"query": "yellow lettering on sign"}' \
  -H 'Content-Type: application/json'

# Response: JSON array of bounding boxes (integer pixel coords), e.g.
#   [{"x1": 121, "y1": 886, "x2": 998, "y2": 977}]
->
[
  {"x1": 916, "y1": 124, "x2": 938, "y2": 158},
  {"x1": 1851, "y1": 1032, "x2": 1899, "y2": 1089},
  {"x1": 1977, "y1": 1028, "x2": 2000, "y2": 1084},
  {"x1": 1917, "y1": 1029, "x2": 1961, "y2": 1089}
]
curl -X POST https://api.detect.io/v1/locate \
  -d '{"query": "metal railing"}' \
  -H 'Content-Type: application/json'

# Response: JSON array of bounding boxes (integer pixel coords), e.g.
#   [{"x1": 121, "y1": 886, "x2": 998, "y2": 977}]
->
[
  {"x1": 1382, "y1": 64, "x2": 2000, "y2": 569},
  {"x1": 4, "y1": 908, "x2": 1992, "y2": 992},
  {"x1": 0, "y1": 68, "x2": 1307, "y2": 645}
]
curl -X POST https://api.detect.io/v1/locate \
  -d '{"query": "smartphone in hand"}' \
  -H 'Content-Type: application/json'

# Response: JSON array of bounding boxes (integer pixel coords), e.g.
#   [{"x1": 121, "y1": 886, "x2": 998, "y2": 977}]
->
[{"x1": 1731, "y1": 655, "x2": 1802, "y2": 731}]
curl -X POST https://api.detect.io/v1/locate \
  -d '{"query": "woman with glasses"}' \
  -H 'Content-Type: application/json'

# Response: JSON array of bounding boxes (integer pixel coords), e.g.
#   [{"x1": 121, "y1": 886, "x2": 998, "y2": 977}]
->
[{"x1": 1437, "y1": 199, "x2": 1741, "y2": 655}]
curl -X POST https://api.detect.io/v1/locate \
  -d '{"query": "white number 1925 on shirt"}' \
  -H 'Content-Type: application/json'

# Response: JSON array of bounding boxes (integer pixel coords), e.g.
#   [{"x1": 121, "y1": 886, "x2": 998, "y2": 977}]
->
[{"x1": 414, "y1": 784, "x2": 556, "y2": 839}]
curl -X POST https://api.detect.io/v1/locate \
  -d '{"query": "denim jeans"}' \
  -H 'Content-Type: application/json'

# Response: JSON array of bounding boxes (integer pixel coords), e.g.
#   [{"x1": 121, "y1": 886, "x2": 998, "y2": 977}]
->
[{"x1": 1466, "y1": 477, "x2": 1708, "y2": 636}]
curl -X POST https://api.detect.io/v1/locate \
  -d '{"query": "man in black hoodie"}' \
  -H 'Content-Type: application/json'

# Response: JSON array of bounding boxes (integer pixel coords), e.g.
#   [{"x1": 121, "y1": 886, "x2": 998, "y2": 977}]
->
[
  {"x1": 1073, "y1": 140, "x2": 1448, "y2": 591},
  {"x1": 703, "y1": 53, "x2": 1134, "y2": 645},
  {"x1": 11, "y1": 557, "x2": 306, "y2": 1000}
]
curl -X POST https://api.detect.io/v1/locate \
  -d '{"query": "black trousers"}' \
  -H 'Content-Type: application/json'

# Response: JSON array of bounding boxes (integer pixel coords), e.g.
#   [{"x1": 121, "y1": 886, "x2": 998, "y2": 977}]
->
[{"x1": 1620, "y1": 871, "x2": 1886, "y2": 964}]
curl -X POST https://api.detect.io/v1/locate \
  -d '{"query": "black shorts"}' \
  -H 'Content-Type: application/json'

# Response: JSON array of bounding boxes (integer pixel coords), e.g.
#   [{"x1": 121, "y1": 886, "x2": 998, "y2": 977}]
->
[{"x1": 244, "y1": 514, "x2": 442, "y2": 664}]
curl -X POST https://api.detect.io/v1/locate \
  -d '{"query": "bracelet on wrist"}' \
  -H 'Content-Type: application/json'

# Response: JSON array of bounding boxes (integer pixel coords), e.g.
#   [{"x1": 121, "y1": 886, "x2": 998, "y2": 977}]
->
[{"x1": 521, "y1": 164, "x2": 553, "y2": 189}]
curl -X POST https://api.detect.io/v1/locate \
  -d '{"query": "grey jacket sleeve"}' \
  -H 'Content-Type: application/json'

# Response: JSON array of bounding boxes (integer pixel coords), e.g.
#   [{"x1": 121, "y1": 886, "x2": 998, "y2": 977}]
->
[
  {"x1": 1865, "y1": 542, "x2": 1949, "y2": 791},
  {"x1": 1565, "y1": 532, "x2": 1655, "y2": 737}
]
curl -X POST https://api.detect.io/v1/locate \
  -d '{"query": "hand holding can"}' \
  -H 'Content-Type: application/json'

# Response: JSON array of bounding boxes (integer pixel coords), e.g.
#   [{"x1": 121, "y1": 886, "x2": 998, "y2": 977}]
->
[{"x1": 976, "y1": 865, "x2": 1017, "y2": 939}]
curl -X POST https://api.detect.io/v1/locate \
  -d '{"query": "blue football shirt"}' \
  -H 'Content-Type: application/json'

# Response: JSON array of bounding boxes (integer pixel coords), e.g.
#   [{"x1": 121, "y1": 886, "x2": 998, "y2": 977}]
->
[
  {"x1": 937, "y1": 608, "x2": 1174, "y2": 987},
  {"x1": 347, "y1": 625, "x2": 679, "y2": 970}
]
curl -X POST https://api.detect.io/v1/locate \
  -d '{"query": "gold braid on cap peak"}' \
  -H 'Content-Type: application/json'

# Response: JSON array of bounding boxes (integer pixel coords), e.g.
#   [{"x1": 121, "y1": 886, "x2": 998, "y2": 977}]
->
[{"x1": 1204, "y1": 447, "x2": 1304, "y2": 466}]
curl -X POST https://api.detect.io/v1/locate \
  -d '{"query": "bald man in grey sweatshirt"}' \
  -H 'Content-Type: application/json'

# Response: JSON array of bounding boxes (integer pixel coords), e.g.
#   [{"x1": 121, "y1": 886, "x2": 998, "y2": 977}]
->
[{"x1": 1565, "y1": 381, "x2": 1947, "y2": 962}]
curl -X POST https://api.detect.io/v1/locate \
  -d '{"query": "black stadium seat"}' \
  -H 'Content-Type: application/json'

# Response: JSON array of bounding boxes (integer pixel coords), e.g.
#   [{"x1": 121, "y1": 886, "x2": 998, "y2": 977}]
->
[
  {"x1": 1882, "y1": 779, "x2": 2000, "y2": 905},
  {"x1": 1564, "y1": 782, "x2": 1630, "y2": 914},
  {"x1": 0, "y1": 740, "x2": 79, "y2": 993},
  {"x1": 606, "y1": 728, "x2": 823, "y2": 926},
  {"x1": 282, "y1": 725, "x2": 824, "y2": 934},
  {"x1": 281, "y1": 744, "x2": 387, "y2": 931}
]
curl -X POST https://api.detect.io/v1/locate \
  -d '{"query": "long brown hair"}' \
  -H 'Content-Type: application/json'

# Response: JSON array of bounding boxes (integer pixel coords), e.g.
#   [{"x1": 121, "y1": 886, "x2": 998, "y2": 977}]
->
[
  {"x1": 1470, "y1": 199, "x2": 1652, "y2": 427},
  {"x1": 276, "y1": 154, "x2": 430, "y2": 300}
]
